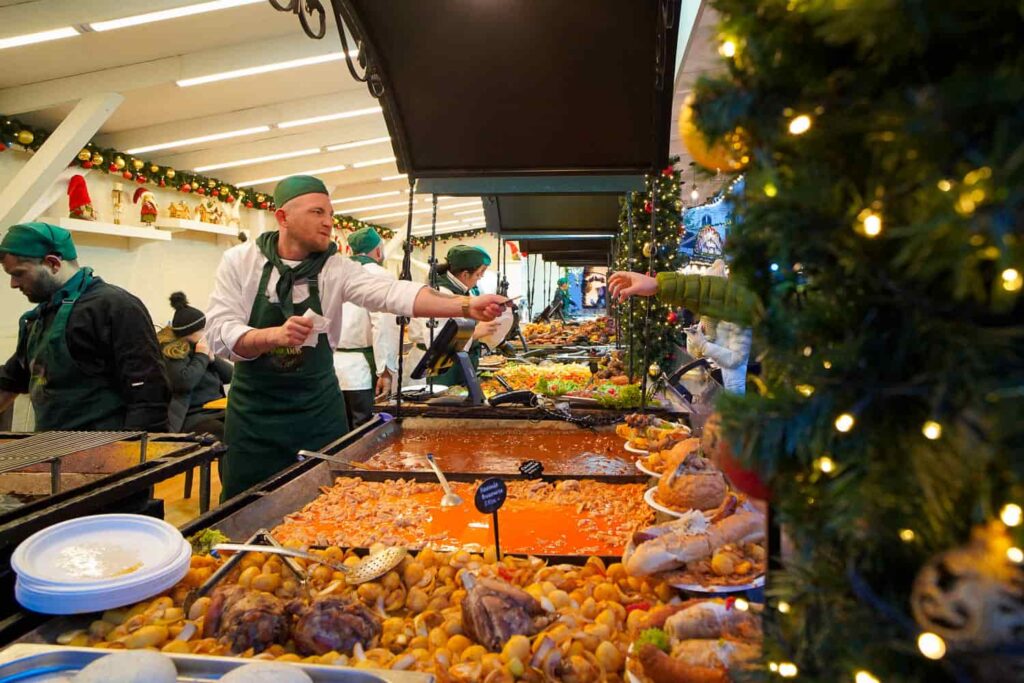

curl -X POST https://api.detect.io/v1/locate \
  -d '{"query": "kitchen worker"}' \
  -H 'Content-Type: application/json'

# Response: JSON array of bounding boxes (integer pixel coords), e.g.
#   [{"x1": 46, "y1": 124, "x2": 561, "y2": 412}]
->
[
  {"x1": 0, "y1": 222, "x2": 170, "y2": 431},
  {"x1": 405, "y1": 244, "x2": 500, "y2": 387},
  {"x1": 552, "y1": 276, "x2": 574, "y2": 319},
  {"x1": 334, "y1": 227, "x2": 399, "y2": 428},
  {"x1": 206, "y1": 176, "x2": 507, "y2": 498}
]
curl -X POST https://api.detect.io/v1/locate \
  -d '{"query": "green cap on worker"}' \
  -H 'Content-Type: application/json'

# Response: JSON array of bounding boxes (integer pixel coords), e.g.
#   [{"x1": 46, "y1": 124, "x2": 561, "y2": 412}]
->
[
  {"x1": 0, "y1": 222, "x2": 77, "y2": 260},
  {"x1": 447, "y1": 245, "x2": 491, "y2": 271},
  {"x1": 273, "y1": 175, "x2": 329, "y2": 208},
  {"x1": 347, "y1": 227, "x2": 382, "y2": 254},
  {"x1": 557, "y1": 277, "x2": 569, "y2": 286}
]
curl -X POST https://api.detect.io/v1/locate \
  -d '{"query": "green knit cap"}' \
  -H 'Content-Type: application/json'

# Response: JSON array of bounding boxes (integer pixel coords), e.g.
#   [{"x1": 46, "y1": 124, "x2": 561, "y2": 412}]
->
[
  {"x1": 557, "y1": 277, "x2": 569, "y2": 286},
  {"x1": 273, "y1": 175, "x2": 329, "y2": 208},
  {"x1": 347, "y1": 227, "x2": 382, "y2": 254},
  {"x1": 0, "y1": 222, "x2": 77, "y2": 260},
  {"x1": 446, "y1": 245, "x2": 491, "y2": 271}
]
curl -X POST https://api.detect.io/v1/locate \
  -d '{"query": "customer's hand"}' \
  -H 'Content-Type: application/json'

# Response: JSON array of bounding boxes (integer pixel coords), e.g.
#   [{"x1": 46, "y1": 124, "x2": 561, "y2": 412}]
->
[
  {"x1": 608, "y1": 271, "x2": 658, "y2": 302},
  {"x1": 375, "y1": 369, "x2": 393, "y2": 399}
]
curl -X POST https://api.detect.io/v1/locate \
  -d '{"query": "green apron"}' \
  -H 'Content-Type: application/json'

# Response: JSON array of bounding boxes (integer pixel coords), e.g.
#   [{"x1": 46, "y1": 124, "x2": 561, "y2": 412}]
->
[
  {"x1": 221, "y1": 259, "x2": 348, "y2": 499},
  {"x1": 336, "y1": 254, "x2": 378, "y2": 380},
  {"x1": 22, "y1": 268, "x2": 125, "y2": 431},
  {"x1": 426, "y1": 277, "x2": 481, "y2": 386}
]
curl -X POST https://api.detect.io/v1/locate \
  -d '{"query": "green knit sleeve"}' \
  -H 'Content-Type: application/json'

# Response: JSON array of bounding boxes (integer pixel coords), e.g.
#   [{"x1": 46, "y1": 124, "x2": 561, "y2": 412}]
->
[{"x1": 655, "y1": 273, "x2": 762, "y2": 326}]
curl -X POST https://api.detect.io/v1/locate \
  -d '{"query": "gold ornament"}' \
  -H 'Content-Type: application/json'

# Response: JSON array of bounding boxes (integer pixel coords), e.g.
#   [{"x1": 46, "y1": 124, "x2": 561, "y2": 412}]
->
[
  {"x1": 207, "y1": 179, "x2": 216, "y2": 188},
  {"x1": 77, "y1": 149, "x2": 92, "y2": 162},
  {"x1": 679, "y1": 93, "x2": 748, "y2": 172},
  {"x1": 91, "y1": 153, "x2": 104, "y2": 166},
  {"x1": 642, "y1": 242, "x2": 652, "y2": 257},
  {"x1": 149, "y1": 164, "x2": 160, "y2": 174},
  {"x1": 648, "y1": 362, "x2": 661, "y2": 377},
  {"x1": 911, "y1": 521, "x2": 1024, "y2": 659},
  {"x1": 165, "y1": 168, "x2": 176, "y2": 179},
  {"x1": 131, "y1": 159, "x2": 144, "y2": 171},
  {"x1": 256, "y1": 194, "x2": 266, "y2": 203},
  {"x1": 114, "y1": 156, "x2": 126, "y2": 170},
  {"x1": 16, "y1": 130, "x2": 34, "y2": 145}
]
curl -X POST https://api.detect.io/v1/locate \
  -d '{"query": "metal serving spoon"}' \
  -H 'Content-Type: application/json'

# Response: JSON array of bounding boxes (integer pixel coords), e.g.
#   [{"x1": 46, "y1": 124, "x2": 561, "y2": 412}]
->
[
  {"x1": 425, "y1": 452, "x2": 464, "y2": 507},
  {"x1": 213, "y1": 543, "x2": 406, "y2": 584}
]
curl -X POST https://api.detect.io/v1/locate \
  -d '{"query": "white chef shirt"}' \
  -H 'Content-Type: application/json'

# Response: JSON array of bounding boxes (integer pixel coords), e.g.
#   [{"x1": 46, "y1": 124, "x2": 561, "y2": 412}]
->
[
  {"x1": 206, "y1": 241, "x2": 422, "y2": 362},
  {"x1": 334, "y1": 259, "x2": 401, "y2": 391}
]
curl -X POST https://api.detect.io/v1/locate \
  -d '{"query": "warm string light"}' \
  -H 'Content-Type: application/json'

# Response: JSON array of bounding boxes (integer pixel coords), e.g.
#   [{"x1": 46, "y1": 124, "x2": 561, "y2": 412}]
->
[
  {"x1": 899, "y1": 529, "x2": 916, "y2": 542},
  {"x1": 764, "y1": 182, "x2": 778, "y2": 197},
  {"x1": 1001, "y1": 268, "x2": 1022, "y2": 292},
  {"x1": 834, "y1": 413, "x2": 855, "y2": 432},
  {"x1": 778, "y1": 662, "x2": 800, "y2": 678},
  {"x1": 733, "y1": 598, "x2": 750, "y2": 611},
  {"x1": 777, "y1": 601, "x2": 792, "y2": 614},
  {"x1": 815, "y1": 456, "x2": 836, "y2": 473},
  {"x1": 921, "y1": 420, "x2": 942, "y2": 440},
  {"x1": 795, "y1": 384, "x2": 815, "y2": 397},
  {"x1": 937, "y1": 179, "x2": 952, "y2": 192},
  {"x1": 1000, "y1": 503, "x2": 1022, "y2": 527},
  {"x1": 822, "y1": 360, "x2": 833, "y2": 369},
  {"x1": 917, "y1": 632, "x2": 946, "y2": 660},
  {"x1": 855, "y1": 671, "x2": 881, "y2": 683},
  {"x1": 858, "y1": 208, "x2": 883, "y2": 237},
  {"x1": 788, "y1": 114, "x2": 813, "y2": 135},
  {"x1": 719, "y1": 39, "x2": 737, "y2": 57},
  {"x1": 1007, "y1": 547, "x2": 1023, "y2": 563}
]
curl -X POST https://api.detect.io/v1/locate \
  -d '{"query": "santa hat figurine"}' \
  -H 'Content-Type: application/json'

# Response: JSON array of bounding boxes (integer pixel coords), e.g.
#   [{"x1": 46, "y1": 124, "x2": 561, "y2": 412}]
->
[
  {"x1": 67, "y1": 174, "x2": 96, "y2": 221},
  {"x1": 133, "y1": 187, "x2": 158, "y2": 225}
]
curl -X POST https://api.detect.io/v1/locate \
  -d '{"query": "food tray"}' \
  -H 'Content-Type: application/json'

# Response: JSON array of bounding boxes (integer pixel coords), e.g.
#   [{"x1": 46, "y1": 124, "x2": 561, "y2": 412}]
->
[{"x1": 0, "y1": 644, "x2": 433, "y2": 682}]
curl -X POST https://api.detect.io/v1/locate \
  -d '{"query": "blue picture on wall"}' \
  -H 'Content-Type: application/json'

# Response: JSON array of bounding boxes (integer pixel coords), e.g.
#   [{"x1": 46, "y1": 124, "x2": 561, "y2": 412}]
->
[{"x1": 680, "y1": 177, "x2": 744, "y2": 262}]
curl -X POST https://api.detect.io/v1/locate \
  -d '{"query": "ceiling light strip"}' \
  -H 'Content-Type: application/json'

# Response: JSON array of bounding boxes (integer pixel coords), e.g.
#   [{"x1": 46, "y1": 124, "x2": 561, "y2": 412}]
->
[
  {"x1": 325, "y1": 136, "x2": 391, "y2": 152},
  {"x1": 361, "y1": 208, "x2": 434, "y2": 220},
  {"x1": 352, "y1": 156, "x2": 396, "y2": 169},
  {"x1": 125, "y1": 125, "x2": 271, "y2": 154},
  {"x1": 0, "y1": 27, "x2": 79, "y2": 51},
  {"x1": 278, "y1": 107, "x2": 382, "y2": 129},
  {"x1": 342, "y1": 200, "x2": 412, "y2": 213},
  {"x1": 89, "y1": 0, "x2": 263, "y2": 32},
  {"x1": 194, "y1": 147, "x2": 321, "y2": 172},
  {"x1": 237, "y1": 163, "x2": 348, "y2": 187},
  {"x1": 381, "y1": 174, "x2": 407, "y2": 182},
  {"x1": 332, "y1": 190, "x2": 401, "y2": 204},
  {"x1": 177, "y1": 50, "x2": 357, "y2": 87}
]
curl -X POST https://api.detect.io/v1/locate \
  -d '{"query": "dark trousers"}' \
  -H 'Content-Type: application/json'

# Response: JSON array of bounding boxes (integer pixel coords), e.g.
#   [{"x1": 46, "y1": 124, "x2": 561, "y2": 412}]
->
[{"x1": 343, "y1": 389, "x2": 374, "y2": 430}]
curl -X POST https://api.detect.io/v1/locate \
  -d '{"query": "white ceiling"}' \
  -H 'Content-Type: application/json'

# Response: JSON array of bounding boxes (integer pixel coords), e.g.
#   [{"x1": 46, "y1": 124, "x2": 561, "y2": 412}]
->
[{"x1": 0, "y1": 0, "x2": 722, "y2": 232}]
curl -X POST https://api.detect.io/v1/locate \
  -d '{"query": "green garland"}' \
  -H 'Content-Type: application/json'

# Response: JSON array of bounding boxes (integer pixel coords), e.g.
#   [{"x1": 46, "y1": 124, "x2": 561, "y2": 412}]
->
[
  {"x1": 333, "y1": 214, "x2": 394, "y2": 239},
  {"x1": 409, "y1": 228, "x2": 487, "y2": 249}
]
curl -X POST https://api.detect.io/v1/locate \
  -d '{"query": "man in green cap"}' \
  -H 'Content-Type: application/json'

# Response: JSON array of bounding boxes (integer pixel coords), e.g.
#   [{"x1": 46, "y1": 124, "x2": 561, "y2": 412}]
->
[
  {"x1": 333, "y1": 227, "x2": 399, "y2": 427},
  {"x1": 553, "y1": 276, "x2": 575, "y2": 320},
  {"x1": 405, "y1": 243, "x2": 500, "y2": 386},
  {"x1": 206, "y1": 176, "x2": 509, "y2": 498},
  {"x1": 0, "y1": 222, "x2": 170, "y2": 431}
]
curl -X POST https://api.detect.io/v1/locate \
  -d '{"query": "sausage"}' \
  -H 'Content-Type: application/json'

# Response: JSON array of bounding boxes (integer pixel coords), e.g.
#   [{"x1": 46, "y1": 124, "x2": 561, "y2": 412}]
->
[{"x1": 637, "y1": 644, "x2": 730, "y2": 683}]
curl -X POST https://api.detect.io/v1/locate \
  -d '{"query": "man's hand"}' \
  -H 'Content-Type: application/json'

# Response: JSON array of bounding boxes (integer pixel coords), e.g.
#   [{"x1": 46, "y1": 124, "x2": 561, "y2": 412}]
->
[
  {"x1": 472, "y1": 320, "x2": 500, "y2": 340},
  {"x1": 271, "y1": 315, "x2": 314, "y2": 347},
  {"x1": 468, "y1": 294, "x2": 508, "y2": 322},
  {"x1": 375, "y1": 369, "x2": 392, "y2": 399},
  {"x1": 608, "y1": 271, "x2": 659, "y2": 302}
]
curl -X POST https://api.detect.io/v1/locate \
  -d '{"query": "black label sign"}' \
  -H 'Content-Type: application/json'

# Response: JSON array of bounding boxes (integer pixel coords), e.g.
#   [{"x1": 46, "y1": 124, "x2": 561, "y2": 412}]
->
[
  {"x1": 519, "y1": 460, "x2": 544, "y2": 479},
  {"x1": 474, "y1": 477, "x2": 508, "y2": 514}
]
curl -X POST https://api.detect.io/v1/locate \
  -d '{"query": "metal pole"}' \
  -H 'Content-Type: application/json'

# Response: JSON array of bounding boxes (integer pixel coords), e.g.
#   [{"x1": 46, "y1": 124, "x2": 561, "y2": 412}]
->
[
  {"x1": 640, "y1": 179, "x2": 657, "y2": 412},
  {"x1": 625, "y1": 192, "x2": 636, "y2": 381},
  {"x1": 427, "y1": 194, "x2": 439, "y2": 395},
  {"x1": 394, "y1": 179, "x2": 417, "y2": 419}
]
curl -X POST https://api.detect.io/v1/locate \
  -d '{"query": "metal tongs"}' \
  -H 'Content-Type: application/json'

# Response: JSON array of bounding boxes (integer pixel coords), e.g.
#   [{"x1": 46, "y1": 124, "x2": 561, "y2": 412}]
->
[{"x1": 213, "y1": 543, "x2": 406, "y2": 585}]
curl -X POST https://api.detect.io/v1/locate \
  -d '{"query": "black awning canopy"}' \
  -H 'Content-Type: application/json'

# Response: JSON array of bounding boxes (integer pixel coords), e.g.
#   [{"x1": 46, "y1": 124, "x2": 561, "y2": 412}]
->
[
  {"x1": 484, "y1": 194, "x2": 623, "y2": 237},
  {"x1": 342, "y1": 0, "x2": 682, "y2": 187}
]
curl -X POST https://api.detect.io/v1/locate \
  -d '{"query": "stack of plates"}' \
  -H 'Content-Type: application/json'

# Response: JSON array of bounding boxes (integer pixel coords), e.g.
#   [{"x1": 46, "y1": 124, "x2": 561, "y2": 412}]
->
[{"x1": 12, "y1": 514, "x2": 191, "y2": 615}]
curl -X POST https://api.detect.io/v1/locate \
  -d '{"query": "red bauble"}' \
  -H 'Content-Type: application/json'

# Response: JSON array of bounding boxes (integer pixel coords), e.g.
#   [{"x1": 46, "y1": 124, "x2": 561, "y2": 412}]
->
[
  {"x1": 226, "y1": 195, "x2": 235, "y2": 203},
  {"x1": 702, "y1": 413, "x2": 771, "y2": 500},
  {"x1": 661, "y1": 165, "x2": 674, "y2": 177},
  {"x1": 197, "y1": 187, "x2": 206, "y2": 195},
  {"x1": 82, "y1": 161, "x2": 93, "y2": 169},
  {"x1": 136, "y1": 176, "x2": 147, "y2": 184},
  {"x1": 245, "y1": 201, "x2": 254, "y2": 208},
  {"x1": 122, "y1": 171, "x2": 133, "y2": 179},
  {"x1": 259, "y1": 201, "x2": 269, "y2": 209},
  {"x1": 159, "y1": 178, "x2": 166, "y2": 187},
  {"x1": 182, "y1": 184, "x2": 192, "y2": 193},
  {"x1": 667, "y1": 310, "x2": 678, "y2": 324},
  {"x1": 108, "y1": 164, "x2": 118, "y2": 172},
  {"x1": 212, "y1": 190, "x2": 219, "y2": 197},
  {"x1": 0, "y1": 143, "x2": 7, "y2": 152},
  {"x1": 643, "y1": 201, "x2": 652, "y2": 214}
]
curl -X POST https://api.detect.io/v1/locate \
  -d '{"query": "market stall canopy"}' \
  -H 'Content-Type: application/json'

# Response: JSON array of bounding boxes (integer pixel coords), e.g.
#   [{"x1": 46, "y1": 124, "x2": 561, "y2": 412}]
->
[
  {"x1": 338, "y1": 0, "x2": 683, "y2": 194},
  {"x1": 482, "y1": 194, "x2": 622, "y2": 239},
  {"x1": 520, "y1": 238, "x2": 613, "y2": 266}
]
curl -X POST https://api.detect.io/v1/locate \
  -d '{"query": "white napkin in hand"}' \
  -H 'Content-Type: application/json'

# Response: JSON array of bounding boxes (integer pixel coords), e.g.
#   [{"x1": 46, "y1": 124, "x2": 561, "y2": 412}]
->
[
  {"x1": 301, "y1": 308, "x2": 331, "y2": 348},
  {"x1": 478, "y1": 307, "x2": 514, "y2": 350}
]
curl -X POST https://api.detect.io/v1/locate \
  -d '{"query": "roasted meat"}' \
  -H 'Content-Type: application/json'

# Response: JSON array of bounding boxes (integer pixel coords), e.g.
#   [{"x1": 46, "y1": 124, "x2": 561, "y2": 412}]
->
[
  {"x1": 289, "y1": 596, "x2": 382, "y2": 656},
  {"x1": 202, "y1": 585, "x2": 290, "y2": 654},
  {"x1": 461, "y1": 575, "x2": 550, "y2": 651}
]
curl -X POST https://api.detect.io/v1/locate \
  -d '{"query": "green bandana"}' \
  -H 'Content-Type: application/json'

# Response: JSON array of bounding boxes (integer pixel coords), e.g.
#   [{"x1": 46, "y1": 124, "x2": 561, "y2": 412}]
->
[
  {"x1": 255, "y1": 231, "x2": 337, "y2": 317},
  {"x1": 347, "y1": 227, "x2": 382, "y2": 254},
  {"x1": 0, "y1": 222, "x2": 77, "y2": 260},
  {"x1": 446, "y1": 245, "x2": 491, "y2": 271},
  {"x1": 273, "y1": 175, "x2": 329, "y2": 208}
]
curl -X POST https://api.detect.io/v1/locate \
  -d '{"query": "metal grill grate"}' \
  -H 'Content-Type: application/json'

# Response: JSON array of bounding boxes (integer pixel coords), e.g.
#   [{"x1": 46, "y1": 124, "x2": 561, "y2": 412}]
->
[{"x1": 0, "y1": 431, "x2": 145, "y2": 476}]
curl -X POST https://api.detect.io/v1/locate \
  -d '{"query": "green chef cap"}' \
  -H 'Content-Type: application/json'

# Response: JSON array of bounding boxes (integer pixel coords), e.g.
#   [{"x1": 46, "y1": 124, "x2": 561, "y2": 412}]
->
[
  {"x1": 273, "y1": 175, "x2": 329, "y2": 208},
  {"x1": 347, "y1": 227, "x2": 383, "y2": 254},
  {"x1": 446, "y1": 245, "x2": 491, "y2": 271},
  {"x1": 557, "y1": 277, "x2": 569, "y2": 286},
  {"x1": 0, "y1": 222, "x2": 77, "y2": 260}
]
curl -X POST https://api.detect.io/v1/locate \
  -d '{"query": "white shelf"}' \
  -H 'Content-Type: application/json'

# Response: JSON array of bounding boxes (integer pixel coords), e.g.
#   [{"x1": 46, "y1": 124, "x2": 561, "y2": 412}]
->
[
  {"x1": 156, "y1": 218, "x2": 238, "y2": 237},
  {"x1": 39, "y1": 216, "x2": 171, "y2": 242}
]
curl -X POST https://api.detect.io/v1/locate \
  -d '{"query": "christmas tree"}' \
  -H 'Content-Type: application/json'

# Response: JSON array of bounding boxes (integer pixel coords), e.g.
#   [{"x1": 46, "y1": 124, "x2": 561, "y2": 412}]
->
[
  {"x1": 613, "y1": 163, "x2": 685, "y2": 380},
  {"x1": 689, "y1": 2, "x2": 1024, "y2": 681}
]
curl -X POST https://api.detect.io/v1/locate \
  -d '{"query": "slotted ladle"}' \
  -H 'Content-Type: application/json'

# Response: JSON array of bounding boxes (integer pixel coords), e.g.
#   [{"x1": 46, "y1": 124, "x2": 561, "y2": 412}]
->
[{"x1": 213, "y1": 543, "x2": 406, "y2": 585}]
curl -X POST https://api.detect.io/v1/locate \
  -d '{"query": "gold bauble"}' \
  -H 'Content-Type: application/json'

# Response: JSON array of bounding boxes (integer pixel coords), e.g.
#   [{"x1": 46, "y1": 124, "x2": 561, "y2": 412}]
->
[
  {"x1": 679, "y1": 93, "x2": 748, "y2": 172},
  {"x1": 114, "y1": 156, "x2": 126, "y2": 170},
  {"x1": 648, "y1": 362, "x2": 661, "y2": 377},
  {"x1": 131, "y1": 159, "x2": 144, "y2": 171},
  {"x1": 149, "y1": 164, "x2": 160, "y2": 174},
  {"x1": 207, "y1": 179, "x2": 216, "y2": 188},
  {"x1": 165, "y1": 168, "x2": 176, "y2": 179},
  {"x1": 91, "y1": 153, "x2": 104, "y2": 166},
  {"x1": 256, "y1": 194, "x2": 266, "y2": 203},
  {"x1": 642, "y1": 242, "x2": 653, "y2": 258},
  {"x1": 77, "y1": 149, "x2": 92, "y2": 162},
  {"x1": 16, "y1": 130, "x2": 34, "y2": 145}
]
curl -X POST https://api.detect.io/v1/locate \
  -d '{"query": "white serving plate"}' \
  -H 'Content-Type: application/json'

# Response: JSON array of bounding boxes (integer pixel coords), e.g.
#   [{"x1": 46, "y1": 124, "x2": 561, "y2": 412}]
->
[
  {"x1": 669, "y1": 574, "x2": 766, "y2": 593},
  {"x1": 624, "y1": 442, "x2": 649, "y2": 455},
  {"x1": 643, "y1": 487, "x2": 691, "y2": 518},
  {"x1": 635, "y1": 460, "x2": 662, "y2": 478}
]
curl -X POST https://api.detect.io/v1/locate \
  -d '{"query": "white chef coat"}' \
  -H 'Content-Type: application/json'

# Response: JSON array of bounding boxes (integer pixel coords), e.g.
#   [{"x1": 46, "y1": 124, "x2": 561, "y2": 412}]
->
[
  {"x1": 206, "y1": 241, "x2": 423, "y2": 362},
  {"x1": 334, "y1": 259, "x2": 401, "y2": 391}
]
